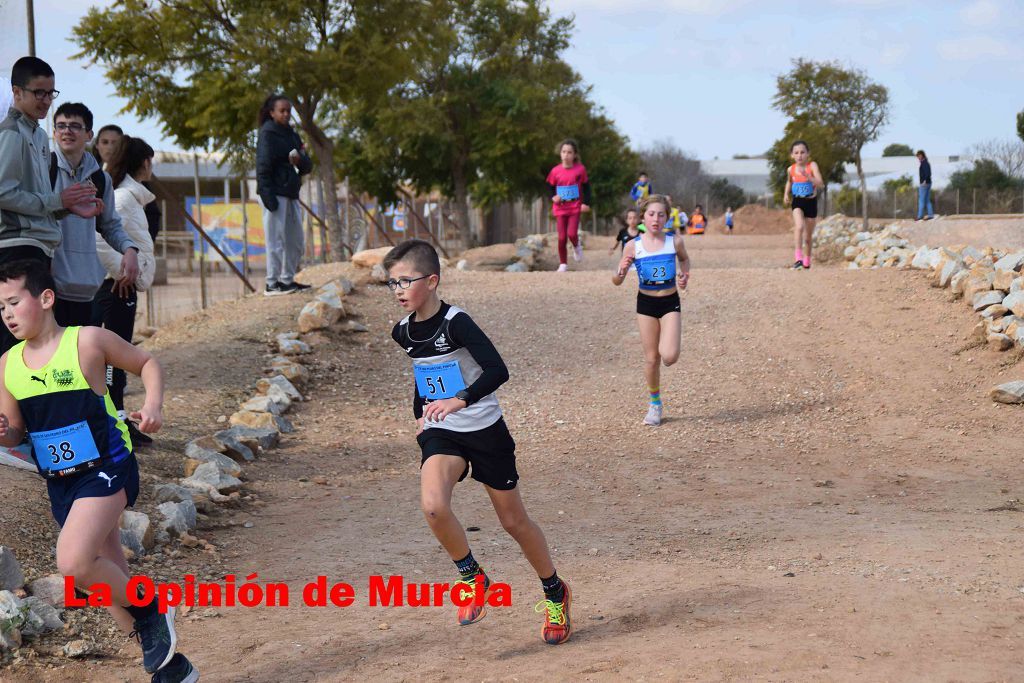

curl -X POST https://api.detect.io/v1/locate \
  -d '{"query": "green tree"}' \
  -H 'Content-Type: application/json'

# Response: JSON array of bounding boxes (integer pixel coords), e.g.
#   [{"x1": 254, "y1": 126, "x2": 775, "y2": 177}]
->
[
  {"x1": 708, "y1": 178, "x2": 745, "y2": 210},
  {"x1": 1017, "y1": 109, "x2": 1024, "y2": 143},
  {"x1": 882, "y1": 143, "x2": 914, "y2": 157},
  {"x1": 73, "y1": 0, "x2": 429, "y2": 260},
  {"x1": 881, "y1": 174, "x2": 913, "y2": 194},
  {"x1": 773, "y1": 59, "x2": 890, "y2": 228},
  {"x1": 949, "y1": 159, "x2": 1024, "y2": 192},
  {"x1": 341, "y1": 0, "x2": 630, "y2": 246}
]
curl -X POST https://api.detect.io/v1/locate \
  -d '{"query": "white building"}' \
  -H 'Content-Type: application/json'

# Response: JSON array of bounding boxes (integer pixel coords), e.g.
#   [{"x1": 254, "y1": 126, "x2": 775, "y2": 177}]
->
[{"x1": 701, "y1": 155, "x2": 973, "y2": 195}]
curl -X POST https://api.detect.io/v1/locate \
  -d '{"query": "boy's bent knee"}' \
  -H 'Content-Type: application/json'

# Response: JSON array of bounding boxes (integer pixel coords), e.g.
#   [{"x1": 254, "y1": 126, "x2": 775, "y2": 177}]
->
[
  {"x1": 662, "y1": 353, "x2": 679, "y2": 367},
  {"x1": 56, "y1": 552, "x2": 97, "y2": 581},
  {"x1": 421, "y1": 498, "x2": 452, "y2": 522}
]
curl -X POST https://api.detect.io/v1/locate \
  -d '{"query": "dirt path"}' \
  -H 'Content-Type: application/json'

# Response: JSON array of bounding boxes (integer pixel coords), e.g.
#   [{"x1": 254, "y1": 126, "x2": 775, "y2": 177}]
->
[{"x1": 6, "y1": 234, "x2": 1024, "y2": 681}]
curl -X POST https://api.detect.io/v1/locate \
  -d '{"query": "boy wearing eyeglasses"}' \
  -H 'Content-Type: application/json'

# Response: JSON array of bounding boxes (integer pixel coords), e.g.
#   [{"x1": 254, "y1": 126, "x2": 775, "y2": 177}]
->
[
  {"x1": 50, "y1": 102, "x2": 139, "y2": 327},
  {"x1": 0, "y1": 56, "x2": 104, "y2": 353},
  {"x1": 384, "y1": 239, "x2": 573, "y2": 646}
]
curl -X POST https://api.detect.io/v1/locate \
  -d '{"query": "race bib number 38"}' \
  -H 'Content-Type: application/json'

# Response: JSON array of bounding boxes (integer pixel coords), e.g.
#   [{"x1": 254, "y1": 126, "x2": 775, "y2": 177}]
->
[
  {"x1": 414, "y1": 361, "x2": 467, "y2": 400},
  {"x1": 30, "y1": 420, "x2": 102, "y2": 473}
]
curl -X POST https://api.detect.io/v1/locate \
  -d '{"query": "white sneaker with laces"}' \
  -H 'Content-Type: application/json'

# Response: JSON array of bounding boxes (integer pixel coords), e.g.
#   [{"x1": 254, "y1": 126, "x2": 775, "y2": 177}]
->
[
  {"x1": 643, "y1": 404, "x2": 662, "y2": 426},
  {"x1": 557, "y1": 263, "x2": 569, "y2": 272}
]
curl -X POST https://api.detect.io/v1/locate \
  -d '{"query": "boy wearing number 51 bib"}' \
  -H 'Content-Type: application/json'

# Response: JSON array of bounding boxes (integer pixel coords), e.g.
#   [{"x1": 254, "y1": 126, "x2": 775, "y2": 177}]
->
[
  {"x1": 385, "y1": 239, "x2": 572, "y2": 646},
  {"x1": 0, "y1": 260, "x2": 199, "y2": 681}
]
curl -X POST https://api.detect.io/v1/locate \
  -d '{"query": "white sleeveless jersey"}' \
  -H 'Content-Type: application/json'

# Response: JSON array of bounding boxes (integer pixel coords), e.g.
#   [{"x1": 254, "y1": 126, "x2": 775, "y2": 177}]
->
[
  {"x1": 633, "y1": 232, "x2": 677, "y2": 291},
  {"x1": 397, "y1": 306, "x2": 502, "y2": 432}
]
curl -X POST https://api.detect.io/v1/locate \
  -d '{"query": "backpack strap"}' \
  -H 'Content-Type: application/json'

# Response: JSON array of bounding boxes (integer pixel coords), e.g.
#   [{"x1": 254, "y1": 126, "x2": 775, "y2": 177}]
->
[{"x1": 49, "y1": 152, "x2": 58, "y2": 190}]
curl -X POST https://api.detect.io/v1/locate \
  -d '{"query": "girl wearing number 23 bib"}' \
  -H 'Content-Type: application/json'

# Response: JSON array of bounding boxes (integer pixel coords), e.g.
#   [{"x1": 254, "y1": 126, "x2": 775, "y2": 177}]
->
[
  {"x1": 546, "y1": 138, "x2": 592, "y2": 272},
  {"x1": 612, "y1": 195, "x2": 691, "y2": 426}
]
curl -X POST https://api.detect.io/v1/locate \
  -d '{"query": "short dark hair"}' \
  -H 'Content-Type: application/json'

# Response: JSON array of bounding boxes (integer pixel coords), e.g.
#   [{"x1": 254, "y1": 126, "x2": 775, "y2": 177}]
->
[
  {"x1": 791, "y1": 140, "x2": 809, "y2": 152},
  {"x1": 638, "y1": 171, "x2": 648, "y2": 177},
  {"x1": 383, "y1": 239, "x2": 441, "y2": 278},
  {"x1": 10, "y1": 56, "x2": 54, "y2": 88},
  {"x1": 0, "y1": 259, "x2": 56, "y2": 297},
  {"x1": 54, "y1": 102, "x2": 93, "y2": 131},
  {"x1": 916, "y1": 149, "x2": 927, "y2": 159}
]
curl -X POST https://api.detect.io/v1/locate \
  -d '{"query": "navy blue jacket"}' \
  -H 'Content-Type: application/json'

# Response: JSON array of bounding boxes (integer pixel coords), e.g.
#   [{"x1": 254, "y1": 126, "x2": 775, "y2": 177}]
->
[{"x1": 256, "y1": 120, "x2": 313, "y2": 211}]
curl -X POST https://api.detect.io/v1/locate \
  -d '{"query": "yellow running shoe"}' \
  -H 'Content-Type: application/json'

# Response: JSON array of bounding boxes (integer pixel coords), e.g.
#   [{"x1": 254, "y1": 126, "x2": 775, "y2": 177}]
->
[
  {"x1": 534, "y1": 580, "x2": 572, "y2": 645},
  {"x1": 455, "y1": 577, "x2": 490, "y2": 625}
]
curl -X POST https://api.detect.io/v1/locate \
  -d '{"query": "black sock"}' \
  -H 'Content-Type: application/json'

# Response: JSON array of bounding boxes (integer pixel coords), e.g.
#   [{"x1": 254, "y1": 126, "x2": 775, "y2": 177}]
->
[
  {"x1": 124, "y1": 588, "x2": 158, "y2": 622},
  {"x1": 540, "y1": 571, "x2": 564, "y2": 603},
  {"x1": 454, "y1": 551, "x2": 483, "y2": 581}
]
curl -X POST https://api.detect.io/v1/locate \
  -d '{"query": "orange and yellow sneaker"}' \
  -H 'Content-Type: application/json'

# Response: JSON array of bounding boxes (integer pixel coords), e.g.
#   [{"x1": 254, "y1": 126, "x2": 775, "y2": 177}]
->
[
  {"x1": 455, "y1": 575, "x2": 490, "y2": 625},
  {"x1": 534, "y1": 580, "x2": 572, "y2": 645}
]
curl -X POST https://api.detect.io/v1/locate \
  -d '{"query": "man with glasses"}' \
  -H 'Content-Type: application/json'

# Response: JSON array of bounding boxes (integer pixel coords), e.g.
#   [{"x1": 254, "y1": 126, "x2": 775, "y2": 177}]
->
[
  {"x1": 49, "y1": 102, "x2": 139, "y2": 327},
  {"x1": 0, "y1": 56, "x2": 104, "y2": 353}
]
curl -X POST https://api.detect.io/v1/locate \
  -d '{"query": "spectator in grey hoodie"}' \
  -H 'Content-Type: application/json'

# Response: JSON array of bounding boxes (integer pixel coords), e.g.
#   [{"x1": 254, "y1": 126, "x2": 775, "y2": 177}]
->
[
  {"x1": 49, "y1": 102, "x2": 139, "y2": 326},
  {"x1": 0, "y1": 56, "x2": 103, "y2": 352}
]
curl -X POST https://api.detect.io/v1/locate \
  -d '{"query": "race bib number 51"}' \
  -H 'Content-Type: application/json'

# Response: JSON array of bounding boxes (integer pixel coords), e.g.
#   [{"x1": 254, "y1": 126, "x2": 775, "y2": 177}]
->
[{"x1": 414, "y1": 361, "x2": 467, "y2": 400}]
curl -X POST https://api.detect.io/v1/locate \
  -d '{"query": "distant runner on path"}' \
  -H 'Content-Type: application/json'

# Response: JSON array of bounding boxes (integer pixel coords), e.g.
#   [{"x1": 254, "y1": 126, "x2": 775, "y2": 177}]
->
[
  {"x1": 546, "y1": 139, "x2": 591, "y2": 272},
  {"x1": 784, "y1": 140, "x2": 823, "y2": 269}
]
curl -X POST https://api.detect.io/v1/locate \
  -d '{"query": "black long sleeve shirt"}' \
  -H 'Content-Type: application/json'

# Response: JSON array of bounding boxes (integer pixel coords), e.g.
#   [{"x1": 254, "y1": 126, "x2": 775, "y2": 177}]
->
[{"x1": 392, "y1": 302, "x2": 509, "y2": 418}]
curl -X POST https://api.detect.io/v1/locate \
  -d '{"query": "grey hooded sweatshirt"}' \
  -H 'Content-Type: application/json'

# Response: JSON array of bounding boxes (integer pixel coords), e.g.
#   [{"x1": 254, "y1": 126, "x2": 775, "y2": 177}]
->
[
  {"x1": 0, "y1": 107, "x2": 66, "y2": 255},
  {"x1": 50, "y1": 147, "x2": 137, "y2": 302}
]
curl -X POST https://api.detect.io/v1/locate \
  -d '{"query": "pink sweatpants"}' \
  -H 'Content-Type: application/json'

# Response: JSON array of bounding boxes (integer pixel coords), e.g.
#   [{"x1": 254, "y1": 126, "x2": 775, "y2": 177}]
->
[{"x1": 556, "y1": 213, "x2": 581, "y2": 264}]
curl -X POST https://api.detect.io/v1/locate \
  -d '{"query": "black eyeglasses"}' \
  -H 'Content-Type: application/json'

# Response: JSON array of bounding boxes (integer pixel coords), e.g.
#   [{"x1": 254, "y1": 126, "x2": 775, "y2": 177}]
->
[
  {"x1": 55, "y1": 122, "x2": 85, "y2": 133},
  {"x1": 18, "y1": 87, "x2": 59, "y2": 101},
  {"x1": 385, "y1": 275, "x2": 429, "y2": 291}
]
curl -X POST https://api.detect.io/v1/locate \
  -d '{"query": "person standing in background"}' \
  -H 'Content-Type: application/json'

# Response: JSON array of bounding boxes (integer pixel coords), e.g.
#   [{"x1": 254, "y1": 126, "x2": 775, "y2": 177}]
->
[
  {"x1": 916, "y1": 150, "x2": 934, "y2": 221},
  {"x1": 49, "y1": 102, "x2": 139, "y2": 327},
  {"x1": 256, "y1": 94, "x2": 313, "y2": 295},
  {"x1": 0, "y1": 56, "x2": 103, "y2": 353},
  {"x1": 94, "y1": 135, "x2": 156, "y2": 447},
  {"x1": 94, "y1": 124, "x2": 162, "y2": 241}
]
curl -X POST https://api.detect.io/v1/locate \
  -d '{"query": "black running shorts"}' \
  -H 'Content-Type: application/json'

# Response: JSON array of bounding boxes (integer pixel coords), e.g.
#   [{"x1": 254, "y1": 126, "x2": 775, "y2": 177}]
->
[
  {"x1": 791, "y1": 195, "x2": 818, "y2": 218},
  {"x1": 636, "y1": 291, "x2": 681, "y2": 319},
  {"x1": 47, "y1": 454, "x2": 139, "y2": 527},
  {"x1": 418, "y1": 418, "x2": 519, "y2": 490}
]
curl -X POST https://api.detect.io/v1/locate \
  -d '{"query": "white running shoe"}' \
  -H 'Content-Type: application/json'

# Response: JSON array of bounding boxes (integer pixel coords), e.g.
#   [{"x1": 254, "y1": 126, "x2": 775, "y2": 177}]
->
[
  {"x1": 557, "y1": 263, "x2": 569, "y2": 272},
  {"x1": 572, "y1": 242, "x2": 583, "y2": 262},
  {"x1": 643, "y1": 404, "x2": 662, "y2": 426}
]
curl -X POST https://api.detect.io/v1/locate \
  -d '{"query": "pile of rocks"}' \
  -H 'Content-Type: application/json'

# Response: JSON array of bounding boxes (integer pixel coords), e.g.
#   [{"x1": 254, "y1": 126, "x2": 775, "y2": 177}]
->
[
  {"x1": 815, "y1": 217, "x2": 1024, "y2": 404},
  {"x1": 0, "y1": 547, "x2": 64, "y2": 651}
]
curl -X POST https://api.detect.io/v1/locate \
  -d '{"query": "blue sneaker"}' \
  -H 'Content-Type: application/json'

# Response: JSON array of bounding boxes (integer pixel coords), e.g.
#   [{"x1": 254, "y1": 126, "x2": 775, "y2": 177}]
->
[
  {"x1": 132, "y1": 606, "x2": 177, "y2": 673},
  {"x1": 151, "y1": 653, "x2": 199, "y2": 683}
]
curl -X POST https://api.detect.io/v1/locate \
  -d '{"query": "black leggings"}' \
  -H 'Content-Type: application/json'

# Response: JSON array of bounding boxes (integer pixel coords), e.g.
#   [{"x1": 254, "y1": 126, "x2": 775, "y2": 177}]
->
[{"x1": 92, "y1": 279, "x2": 137, "y2": 411}]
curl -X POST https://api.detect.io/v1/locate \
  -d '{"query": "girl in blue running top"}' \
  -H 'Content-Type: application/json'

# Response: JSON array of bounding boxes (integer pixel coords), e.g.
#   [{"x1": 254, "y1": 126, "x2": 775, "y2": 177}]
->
[
  {"x1": 784, "y1": 140, "x2": 823, "y2": 269},
  {"x1": 611, "y1": 195, "x2": 690, "y2": 426}
]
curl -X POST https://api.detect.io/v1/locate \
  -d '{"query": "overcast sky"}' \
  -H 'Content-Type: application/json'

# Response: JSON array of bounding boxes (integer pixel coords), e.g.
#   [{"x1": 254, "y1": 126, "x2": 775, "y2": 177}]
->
[{"x1": 5, "y1": 0, "x2": 1023, "y2": 160}]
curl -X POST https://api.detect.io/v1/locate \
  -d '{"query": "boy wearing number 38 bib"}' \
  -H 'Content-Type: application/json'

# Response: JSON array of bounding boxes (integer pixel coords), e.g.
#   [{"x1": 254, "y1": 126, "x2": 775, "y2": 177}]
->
[
  {"x1": 385, "y1": 239, "x2": 572, "y2": 646},
  {"x1": 0, "y1": 260, "x2": 200, "y2": 682}
]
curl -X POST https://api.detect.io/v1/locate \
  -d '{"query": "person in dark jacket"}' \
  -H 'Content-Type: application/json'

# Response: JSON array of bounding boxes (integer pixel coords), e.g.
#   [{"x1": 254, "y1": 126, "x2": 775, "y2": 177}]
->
[
  {"x1": 256, "y1": 95, "x2": 313, "y2": 295},
  {"x1": 916, "y1": 150, "x2": 934, "y2": 221}
]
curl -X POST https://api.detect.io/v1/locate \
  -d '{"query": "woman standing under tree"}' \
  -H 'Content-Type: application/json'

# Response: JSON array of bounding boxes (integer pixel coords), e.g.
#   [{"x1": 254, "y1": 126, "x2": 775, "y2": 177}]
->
[{"x1": 256, "y1": 94, "x2": 313, "y2": 295}]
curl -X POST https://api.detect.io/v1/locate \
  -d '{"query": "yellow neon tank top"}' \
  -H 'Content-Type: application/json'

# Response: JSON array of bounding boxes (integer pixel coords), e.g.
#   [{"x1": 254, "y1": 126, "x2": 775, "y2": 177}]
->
[{"x1": 4, "y1": 326, "x2": 132, "y2": 477}]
